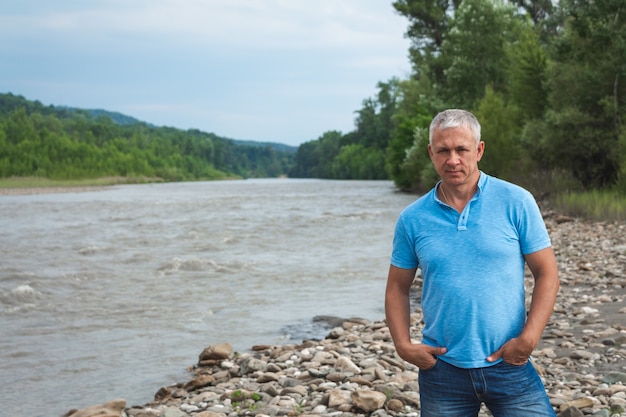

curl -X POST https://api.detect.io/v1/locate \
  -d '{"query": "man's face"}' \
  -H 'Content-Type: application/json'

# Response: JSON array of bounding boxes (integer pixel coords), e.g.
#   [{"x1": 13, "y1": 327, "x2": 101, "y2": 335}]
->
[{"x1": 428, "y1": 125, "x2": 485, "y2": 187}]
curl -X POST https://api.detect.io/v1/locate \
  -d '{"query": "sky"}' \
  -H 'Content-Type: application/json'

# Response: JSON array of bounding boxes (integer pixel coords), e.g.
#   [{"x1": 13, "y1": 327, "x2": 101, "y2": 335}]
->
[{"x1": 0, "y1": 1, "x2": 412, "y2": 147}]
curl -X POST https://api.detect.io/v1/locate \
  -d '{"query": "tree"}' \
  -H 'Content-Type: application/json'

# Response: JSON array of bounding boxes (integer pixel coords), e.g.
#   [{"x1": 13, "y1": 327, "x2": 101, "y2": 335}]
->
[
  {"x1": 474, "y1": 86, "x2": 520, "y2": 180},
  {"x1": 5, "y1": 107, "x2": 37, "y2": 144},
  {"x1": 0, "y1": 94, "x2": 294, "y2": 181},
  {"x1": 511, "y1": 0, "x2": 554, "y2": 24},
  {"x1": 288, "y1": 131, "x2": 343, "y2": 179},
  {"x1": 440, "y1": 0, "x2": 517, "y2": 109},
  {"x1": 506, "y1": 18, "x2": 548, "y2": 120},
  {"x1": 541, "y1": 0, "x2": 626, "y2": 188},
  {"x1": 353, "y1": 80, "x2": 399, "y2": 150},
  {"x1": 510, "y1": 0, "x2": 558, "y2": 40},
  {"x1": 399, "y1": 126, "x2": 438, "y2": 192},
  {"x1": 331, "y1": 144, "x2": 387, "y2": 179},
  {"x1": 393, "y1": 0, "x2": 461, "y2": 83},
  {"x1": 386, "y1": 77, "x2": 442, "y2": 190}
]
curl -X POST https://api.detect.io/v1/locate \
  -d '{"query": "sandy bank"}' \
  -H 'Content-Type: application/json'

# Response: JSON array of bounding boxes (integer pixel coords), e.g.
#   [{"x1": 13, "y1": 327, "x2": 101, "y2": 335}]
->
[{"x1": 0, "y1": 185, "x2": 112, "y2": 196}]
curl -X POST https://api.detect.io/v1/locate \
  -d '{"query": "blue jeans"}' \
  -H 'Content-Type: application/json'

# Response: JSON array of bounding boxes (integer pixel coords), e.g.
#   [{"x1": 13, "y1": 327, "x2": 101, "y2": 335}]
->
[{"x1": 418, "y1": 359, "x2": 556, "y2": 417}]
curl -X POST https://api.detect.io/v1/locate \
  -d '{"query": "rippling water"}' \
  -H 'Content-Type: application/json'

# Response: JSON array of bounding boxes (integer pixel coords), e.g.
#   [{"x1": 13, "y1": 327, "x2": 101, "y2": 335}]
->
[{"x1": 0, "y1": 179, "x2": 416, "y2": 417}]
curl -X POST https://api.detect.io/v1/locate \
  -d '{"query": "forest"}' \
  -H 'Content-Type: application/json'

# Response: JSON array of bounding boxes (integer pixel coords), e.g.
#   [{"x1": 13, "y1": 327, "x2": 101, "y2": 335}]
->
[
  {"x1": 0, "y1": 93, "x2": 295, "y2": 182},
  {"x1": 2, "y1": 0, "x2": 626, "y2": 219},
  {"x1": 289, "y1": 0, "x2": 626, "y2": 203}
]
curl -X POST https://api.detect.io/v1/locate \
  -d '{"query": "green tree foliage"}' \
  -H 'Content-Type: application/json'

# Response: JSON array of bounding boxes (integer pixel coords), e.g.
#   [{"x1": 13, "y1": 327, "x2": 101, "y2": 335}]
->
[
  {"x1": 289, "y1": 131, "x2": 342, "y2": 178},
  {"x1": 385, "y1": 77, "x2": 442, "y2": 191},
  {"x1": 399, "y1": 126, "x2": 438, "y2": 191},
  {"x1": 619, "y1": 127, "x2": 626, "y2": 193},
  {"x1": 505, "y1": 18, "x2": 548, "y2": 120},
  {"x1": 287, "y1": 0, "x2": 626, "y2": 195},
  {"x1": 353, "y1": 80, "x2": 398, "y2": 150},
  {"x1": 385, "y1": 0, "x2": 528, "y2": 190},
  {"x1": 289, "y1": 81, "x2": 401, "y2": 180},
  {"x1": 541, "y1": 0, "x2": 626, "y2": 188},
  {"x1": 510, "y1": 0, "x2": 558, "y2": 41},
  {"x1": 474, "y1": 87, "x2": 520, "y2": 180},
  {"x1": 511, "y1": 0, "x2": 554, "y2": 24},
  {"x1": 440, "y1": 0, "x2": 517, "y2": 109},
  {"x1": 332, "y1": 145, "x2": 387, "y2": 180},
  {"x1": 393, "y1": 0, "x2": 462, "y2": 82},
  {"x1": 0, "y1": 94, "x2": 294, "y2": 181},
  {"x1": 386, "y1": 0, "x2": 625, "y2": 193}
]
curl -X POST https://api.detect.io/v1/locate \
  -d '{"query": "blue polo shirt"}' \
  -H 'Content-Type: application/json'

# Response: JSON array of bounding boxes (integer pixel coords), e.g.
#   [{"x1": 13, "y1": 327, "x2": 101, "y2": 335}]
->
[{"x1": 390, "y1": 172, "x2": 551, "y2": 368}]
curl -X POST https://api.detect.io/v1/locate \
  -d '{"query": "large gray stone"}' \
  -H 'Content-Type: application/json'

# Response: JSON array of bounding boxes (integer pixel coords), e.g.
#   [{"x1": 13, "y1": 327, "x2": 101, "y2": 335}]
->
[
  {"x1": 64, "y1": 399, "x2": 126, "y2": 417},
  {"x1": 351, "y1": 390, "x2": 387, "y2": 412}
]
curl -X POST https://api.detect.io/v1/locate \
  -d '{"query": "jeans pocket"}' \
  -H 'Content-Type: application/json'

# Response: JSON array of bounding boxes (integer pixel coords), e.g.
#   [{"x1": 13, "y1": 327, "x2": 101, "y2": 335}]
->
[
  {"x1": 420, "y1": 358, "x2": 439, "y2": 372},
  {"x1": 501, "y1": 359, "x2": 528, "y2": 368}
]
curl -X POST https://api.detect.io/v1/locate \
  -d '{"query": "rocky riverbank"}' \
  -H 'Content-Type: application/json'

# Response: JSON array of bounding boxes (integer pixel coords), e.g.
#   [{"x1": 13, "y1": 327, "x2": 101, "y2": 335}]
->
[{"x1": 65, "y1": 210, "x2": 626, "y2": 417}]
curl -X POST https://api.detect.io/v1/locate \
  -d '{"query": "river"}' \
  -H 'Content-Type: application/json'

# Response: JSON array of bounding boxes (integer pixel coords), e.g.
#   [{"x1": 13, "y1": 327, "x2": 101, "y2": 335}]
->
[{"x1": 0, "y1": 179, "x2": 417, "y2": 417}]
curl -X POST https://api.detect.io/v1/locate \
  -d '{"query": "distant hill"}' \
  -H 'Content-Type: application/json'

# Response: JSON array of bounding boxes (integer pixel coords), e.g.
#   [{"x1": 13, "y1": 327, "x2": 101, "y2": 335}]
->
[
  {"x1": 66, "y1": 108, "x2": 298, "y2": 153},
  {"x1": 69, "y1": 108, "x2": 147, "y2": 126},
  {"x1": 0, "y1": 92, "x2": 296, "y2": 181},
  {"x1": 0, "y1": 92, "x2": 298, "y2": 152},
  {"x1": 232, "y1": 139, "x2": 297, "y2": 154}
]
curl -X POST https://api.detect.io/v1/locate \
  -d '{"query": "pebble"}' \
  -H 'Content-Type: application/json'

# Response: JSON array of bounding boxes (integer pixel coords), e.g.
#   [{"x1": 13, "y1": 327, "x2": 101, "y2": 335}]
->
[{"x1": 64, "y1": 212, "x2": 626, "y2": 417}]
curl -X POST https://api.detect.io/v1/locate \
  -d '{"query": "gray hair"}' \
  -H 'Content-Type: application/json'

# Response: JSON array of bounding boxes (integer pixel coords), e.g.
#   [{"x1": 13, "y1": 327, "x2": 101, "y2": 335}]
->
[{"x1": 429, "y1": 109, "x2": 481, "y2": 147}]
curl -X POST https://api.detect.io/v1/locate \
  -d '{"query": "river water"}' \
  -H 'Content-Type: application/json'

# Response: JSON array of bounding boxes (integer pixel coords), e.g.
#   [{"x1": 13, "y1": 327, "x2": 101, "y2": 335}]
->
[{"x1": 0, "y1": 179, "x2": 416, "y2": 417}]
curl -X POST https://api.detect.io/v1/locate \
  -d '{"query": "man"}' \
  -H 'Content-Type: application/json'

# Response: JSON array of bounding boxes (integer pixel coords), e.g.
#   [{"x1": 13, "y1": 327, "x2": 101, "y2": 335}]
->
[{"x1": 385, "y1": 109, "x2": 559, "y2": 416}]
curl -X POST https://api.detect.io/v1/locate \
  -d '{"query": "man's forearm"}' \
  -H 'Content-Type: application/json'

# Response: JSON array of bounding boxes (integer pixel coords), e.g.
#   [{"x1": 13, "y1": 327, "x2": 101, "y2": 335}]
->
[
  {"x1": 522, "y1": 273, "x2": 559, "y2": 347},
  {"x1": 522, "y1": 247, "x2": 560, "y2": 348},
  {"x1": 385, "y1": 265, "x2": 416, "y2": 350}
]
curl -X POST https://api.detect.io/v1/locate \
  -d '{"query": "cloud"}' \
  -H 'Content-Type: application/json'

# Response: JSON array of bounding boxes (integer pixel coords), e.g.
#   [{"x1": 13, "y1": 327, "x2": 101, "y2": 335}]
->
[
  {"x1": 3, "y1": 0, "x2": 405, "y2": 50},
  {"x1": 0, "y1": 0, "x2": 410, "y2": 145}
]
